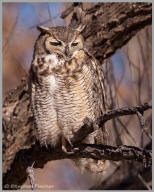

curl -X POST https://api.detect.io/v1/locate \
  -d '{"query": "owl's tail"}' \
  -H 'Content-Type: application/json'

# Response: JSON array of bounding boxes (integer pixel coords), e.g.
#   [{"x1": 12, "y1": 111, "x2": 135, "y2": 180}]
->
[{"x1": 72, "y1": 126, "x2": 109, "y2": 183}]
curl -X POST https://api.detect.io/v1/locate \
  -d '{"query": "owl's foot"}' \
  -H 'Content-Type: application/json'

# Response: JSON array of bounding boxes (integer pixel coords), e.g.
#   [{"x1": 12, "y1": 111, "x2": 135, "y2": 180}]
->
[
  {"x1": 62, "y1": 135, "x2": 74, "y2": 154},
  {"x1": 61, "y1": 136, "x2": 79, "y2": 154}
]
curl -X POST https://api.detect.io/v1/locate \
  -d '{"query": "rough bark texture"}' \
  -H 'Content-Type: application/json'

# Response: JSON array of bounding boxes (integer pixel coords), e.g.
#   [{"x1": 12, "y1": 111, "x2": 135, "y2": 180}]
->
[
  {"x1": 67, "y1": 2, "x2": 152, "y2": 63},
  {"x1": 3, "y1": 2, "x2": 152, "y2": 190}
]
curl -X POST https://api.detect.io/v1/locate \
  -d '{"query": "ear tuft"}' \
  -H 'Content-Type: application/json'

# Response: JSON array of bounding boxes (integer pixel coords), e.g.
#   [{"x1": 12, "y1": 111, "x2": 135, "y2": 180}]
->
[
  {"x1": 37, "y1": 25, "x2": 51, "y2": 33},
  {"x1": 76, "y1": 24, "x2": 85, "y2": 33}
]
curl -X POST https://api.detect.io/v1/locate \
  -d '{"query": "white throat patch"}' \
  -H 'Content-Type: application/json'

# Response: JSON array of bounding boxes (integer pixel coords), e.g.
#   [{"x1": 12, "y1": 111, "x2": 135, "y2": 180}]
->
[{"x1": 45, "y1": 54, "x2": 58, "y2": 68}]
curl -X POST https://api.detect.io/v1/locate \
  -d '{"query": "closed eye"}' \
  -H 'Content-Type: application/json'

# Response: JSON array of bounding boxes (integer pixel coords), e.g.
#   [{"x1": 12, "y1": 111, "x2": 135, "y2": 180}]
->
[
  {"x1": 71, "y1": 42, "x2": 78, "y2": 47},
  {"x1": 50, "y1": 41, "x2": 62, "y2": 46}
]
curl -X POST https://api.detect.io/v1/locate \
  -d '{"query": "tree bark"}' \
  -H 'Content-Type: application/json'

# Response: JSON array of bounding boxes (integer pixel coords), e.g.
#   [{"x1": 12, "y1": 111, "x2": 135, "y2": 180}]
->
[
  {"x1": 66, "y1": 2, "x2": 152, "y2": 63},
  {"x1": 3, "y1": 2, "x2": 152, "y2": 189}
]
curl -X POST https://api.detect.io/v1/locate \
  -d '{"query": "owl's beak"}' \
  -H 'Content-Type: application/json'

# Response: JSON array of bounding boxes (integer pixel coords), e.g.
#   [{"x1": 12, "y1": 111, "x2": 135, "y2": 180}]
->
[{"x1": 65, "y1": 45, "x2": 71, "y2": 58}]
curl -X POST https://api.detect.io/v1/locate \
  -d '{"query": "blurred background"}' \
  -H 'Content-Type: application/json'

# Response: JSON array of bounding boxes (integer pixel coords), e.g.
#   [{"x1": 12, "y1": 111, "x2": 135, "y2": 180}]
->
[{"x1": 3, "y1": 2, "x2": 152, "y2": 190}]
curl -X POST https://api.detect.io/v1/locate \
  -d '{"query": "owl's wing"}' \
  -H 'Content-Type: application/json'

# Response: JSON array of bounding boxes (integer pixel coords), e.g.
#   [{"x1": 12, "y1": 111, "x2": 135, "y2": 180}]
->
[
  {"x1": 74, "y1": 49, "x2": 109, "y2": 174},
  {"x1": 84, "y1": 49, "x2": 108, "y2": 114},
  {"x1": 82, "y1": 49, "x2": 108, "y2": 147}
]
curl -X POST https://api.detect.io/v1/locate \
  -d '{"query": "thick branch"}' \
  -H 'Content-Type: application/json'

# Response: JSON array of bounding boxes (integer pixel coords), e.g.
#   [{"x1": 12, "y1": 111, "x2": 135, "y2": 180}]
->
[
  {"x1": 3, "y1": 142, "x2": 151, "y2": 190},
  {"x1": 65, "y1": 2, "x2": 152, "y2": 63}
]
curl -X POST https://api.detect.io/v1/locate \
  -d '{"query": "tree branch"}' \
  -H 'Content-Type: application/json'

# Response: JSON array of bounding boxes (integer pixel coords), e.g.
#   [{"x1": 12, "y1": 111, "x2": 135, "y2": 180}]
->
[
  {"x1": 72, "y1": 102, "x2": 152, "y2": 143},
  {"x1": 3, "y1": 141, "x2": 151, "y2": 190},
  {"x1": 66, "y1": 2, "x2": 152, "y2": 63},
  {"x1": 136, "y1": 111, "x2": 152, "y2": 140}
]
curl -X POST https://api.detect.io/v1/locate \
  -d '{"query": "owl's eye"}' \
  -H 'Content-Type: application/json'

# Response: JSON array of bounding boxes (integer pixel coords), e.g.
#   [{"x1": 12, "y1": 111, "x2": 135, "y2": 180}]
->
[
  {"x1": 50, "y1": 41, "x2": 62, "y2": 46},
  {"x1": 71, "y1": 42, "x2": 78, "y2": 47}
]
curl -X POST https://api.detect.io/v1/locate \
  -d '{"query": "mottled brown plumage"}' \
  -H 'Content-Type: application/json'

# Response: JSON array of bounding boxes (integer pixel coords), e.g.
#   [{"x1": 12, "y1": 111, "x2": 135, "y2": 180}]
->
[{"x1": 29, "y1": 25, "x2": 108, "y2": 174}]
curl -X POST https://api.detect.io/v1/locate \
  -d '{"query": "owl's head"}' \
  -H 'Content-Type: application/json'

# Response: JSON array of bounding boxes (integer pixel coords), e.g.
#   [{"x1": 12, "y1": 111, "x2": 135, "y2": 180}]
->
[{"x1": 37, "y1": 25, "x2": 85, "y2": 61}]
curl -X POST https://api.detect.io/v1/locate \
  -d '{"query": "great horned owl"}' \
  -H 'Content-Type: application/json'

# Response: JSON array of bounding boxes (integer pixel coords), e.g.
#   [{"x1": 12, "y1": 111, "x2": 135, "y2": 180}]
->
[{"x1": 29, "y1": 25, "x2": 108, "y2": 174}]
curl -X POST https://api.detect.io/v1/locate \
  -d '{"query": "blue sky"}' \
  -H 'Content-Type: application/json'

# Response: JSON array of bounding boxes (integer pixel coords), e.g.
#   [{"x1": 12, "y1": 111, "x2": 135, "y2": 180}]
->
[
  {"x1": 112, "y1": 50, "x2": 125, "y2": 77},
  {"x1": 19, "y1": 2, "x2": 64, "y2": 29}
]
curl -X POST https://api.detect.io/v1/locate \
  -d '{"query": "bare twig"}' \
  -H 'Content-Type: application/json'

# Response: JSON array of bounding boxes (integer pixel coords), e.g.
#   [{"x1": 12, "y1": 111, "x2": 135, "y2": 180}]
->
[
  {"x1": 137, "y1": 34, "x2": 151, "y2": 100},
  {"x1": 3, "y1": 8, "x2": 19, "y2": 53},
  {"x1": 117, "y1": 118, "x2": 137, "y2": 145},
  {"x1": 47, "y1": 3, "x2": 55, "y2": 27},
  {"x1": 100, "y1": 102, "x2": 152, "y2": 124},
  {"x1": 137, "y1": 173, "x2": 151, "y2": 190},
  {"x1": 110, "y1": 59, "x2": 122, "y2": 145},
  {"x1": 136, "y1": 111, "x2": 152, "y2": 140},
  {"x1": 26, "y1": 162, "x2": 36, "y2": 190}
]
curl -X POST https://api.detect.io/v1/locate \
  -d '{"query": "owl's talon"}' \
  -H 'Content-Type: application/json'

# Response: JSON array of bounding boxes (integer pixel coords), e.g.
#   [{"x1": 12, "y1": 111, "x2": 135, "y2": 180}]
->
[
  {"x1": 67, "y1": 137, "x2": 73, "y2": 147},
  {"x1": 62, "y1": 135, "x2": 74, "y2": 154},
  {"x1": 62, "y1": 145, "x2": 74, "y2": 154},
  {"x1": 72, "y1": 147, "x2": 79, "y2": 152},
  {"x1": 45, "y1": 142, "x2": 48, "y2": 149}
]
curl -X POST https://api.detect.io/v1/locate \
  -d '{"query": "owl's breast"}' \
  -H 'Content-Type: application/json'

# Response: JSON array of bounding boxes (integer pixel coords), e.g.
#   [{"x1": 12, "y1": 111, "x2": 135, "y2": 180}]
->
[{"x1": 53, "y1": 63, "x2": 97, "y2": 138}]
